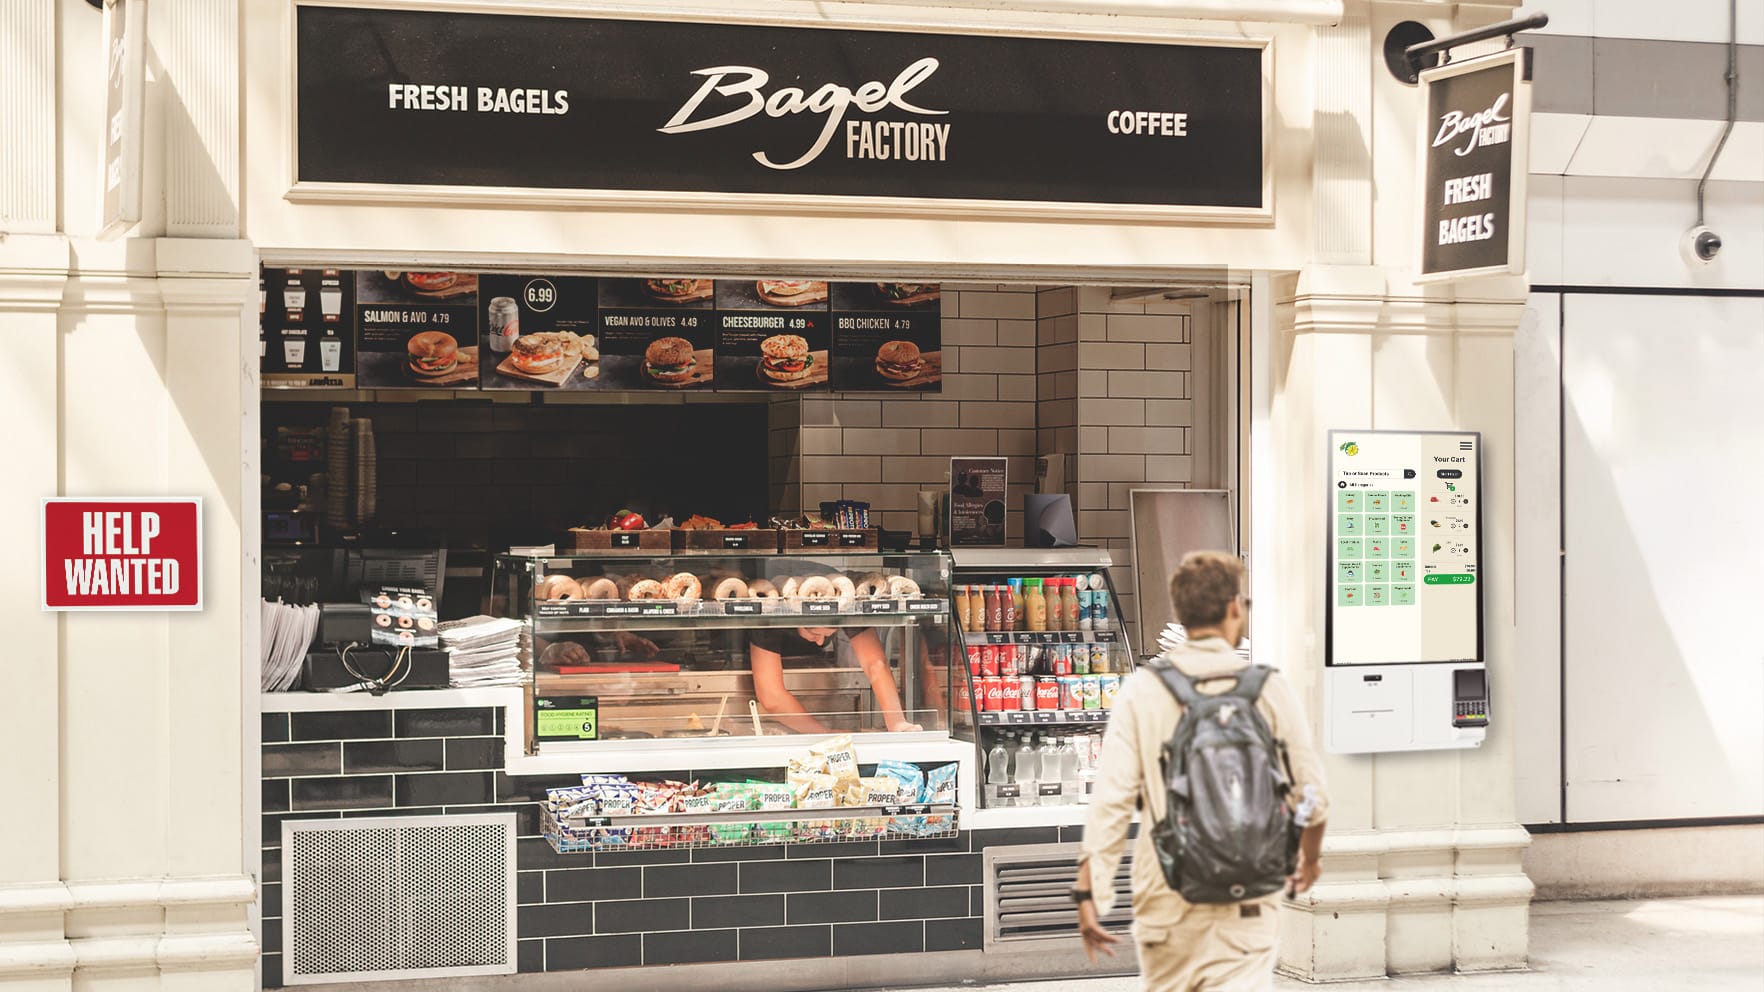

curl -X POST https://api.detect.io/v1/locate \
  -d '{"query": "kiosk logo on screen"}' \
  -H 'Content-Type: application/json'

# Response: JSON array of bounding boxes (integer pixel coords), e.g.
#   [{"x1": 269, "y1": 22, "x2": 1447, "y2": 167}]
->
[
  {"x1": 42, "y1": 498, "x2": 202, "y2": 611},
  {"x1": 1339, "y1": 441, "x2": 1360, "y2": 456}
]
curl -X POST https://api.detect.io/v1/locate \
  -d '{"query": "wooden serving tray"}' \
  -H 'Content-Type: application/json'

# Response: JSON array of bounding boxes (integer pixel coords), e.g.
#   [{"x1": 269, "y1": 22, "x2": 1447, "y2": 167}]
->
[
  {"x1": 676, "y1": 528, "x2": 781, "y2": 553},
  {"x1": 780, "y1": 528, "x2": 878, "y2": 553},
  {"x1": 563, "y1": 527, "x2": 675, "y2": 553},
  {"x1": 496, "y1": 335, "x2": 588, "y2": 386}
]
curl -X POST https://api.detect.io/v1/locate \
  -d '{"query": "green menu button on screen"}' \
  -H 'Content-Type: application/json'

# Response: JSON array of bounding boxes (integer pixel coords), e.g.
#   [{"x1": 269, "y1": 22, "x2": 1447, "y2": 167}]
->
[{"x1": 1424, "y1": 574, "x2": 1476, "y2": 585}]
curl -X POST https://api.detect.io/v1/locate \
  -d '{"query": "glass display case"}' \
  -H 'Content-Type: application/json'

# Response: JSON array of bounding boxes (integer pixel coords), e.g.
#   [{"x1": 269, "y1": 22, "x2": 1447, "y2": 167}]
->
[
  {"x1": 493, "y1": 551, "x2": 955, "y2": 754},
  {"x1": 945, "y1": 548, "x2": 1136, "y2": 808}
]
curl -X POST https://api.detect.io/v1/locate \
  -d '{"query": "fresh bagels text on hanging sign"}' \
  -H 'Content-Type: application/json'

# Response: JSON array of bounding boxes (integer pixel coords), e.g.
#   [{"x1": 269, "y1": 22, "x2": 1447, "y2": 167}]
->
[{"x1": 42, "y1": 499, "x2": 203, "y2": 611}]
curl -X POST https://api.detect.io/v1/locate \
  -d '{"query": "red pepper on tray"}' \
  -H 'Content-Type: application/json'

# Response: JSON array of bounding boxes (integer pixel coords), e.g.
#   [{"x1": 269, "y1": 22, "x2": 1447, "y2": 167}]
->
[{"x1": 609, "y1": 509, "x2": 647, "y2": 531}]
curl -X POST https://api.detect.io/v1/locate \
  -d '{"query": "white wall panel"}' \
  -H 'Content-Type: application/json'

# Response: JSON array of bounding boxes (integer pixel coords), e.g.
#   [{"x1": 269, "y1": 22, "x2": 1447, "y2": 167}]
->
[
  {"x1": 1513, "y1": 293, "x2": 1562, "y2": 825},
  {"x1": 1520, "y1": 0, "x2": 1763, "y2": 45},
  {"x1": 1562, "y1": 293, "x2": 1764, "y2": 822},
  {"x1": 1559, "y1": 177, "x2": 1764, "y2": 290}
]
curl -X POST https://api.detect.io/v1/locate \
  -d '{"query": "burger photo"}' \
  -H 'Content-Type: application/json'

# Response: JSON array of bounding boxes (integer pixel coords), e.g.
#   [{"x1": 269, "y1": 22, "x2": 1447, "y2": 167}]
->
[
  {"x1": 510, "y1": 332, "x2": 568, "y2": 375},
  {"x1": 874, "y1": 282, "x2": 940, "y2": 306},
  {"x1": 874, "y1": 340, "x2": 925, "y2": 383},
  {"x1": 404, "y1": 272, "x2": 459, "y2": 294},
  {"x1": 642, "y1": 278, "x2": 711, "y2": 303},
  {"x1": 644, "y1": 336, "x2": 699, "y2": 384},
  {"x1": 407, "y1": 331, "x2": 459, "y2": 379},
  {"x1": 756, "y1": 280, "x2": 828, "y2": 307},
  {"x1": 759, "y1": 334, "x2": 814, "y2": 384}
]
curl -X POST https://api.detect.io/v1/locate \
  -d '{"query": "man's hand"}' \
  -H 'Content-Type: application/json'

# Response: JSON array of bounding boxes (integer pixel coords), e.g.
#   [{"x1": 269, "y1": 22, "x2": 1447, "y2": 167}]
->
[
  {"x1": 1077, "y1": 900, "x2": 1119, "y2": 964},
  {"x1": 614, "y1": 631, "x2": 659, "y2": 659},
  {"x1": 1287, "y1": 850, "x2": 1321, "y2": 895},
  {"x1": 539, "y1": 641, "x2": 591, "y2": 667},
  {"x1": 886, "y1": 717, "x2": 924, "y2": 733}
]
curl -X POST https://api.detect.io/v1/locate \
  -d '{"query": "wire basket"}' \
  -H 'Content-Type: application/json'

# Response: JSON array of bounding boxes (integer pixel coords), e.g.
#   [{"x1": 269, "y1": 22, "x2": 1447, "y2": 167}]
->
[{"x1": 541, "y1": 802, "x2": 959, "y2": 854}]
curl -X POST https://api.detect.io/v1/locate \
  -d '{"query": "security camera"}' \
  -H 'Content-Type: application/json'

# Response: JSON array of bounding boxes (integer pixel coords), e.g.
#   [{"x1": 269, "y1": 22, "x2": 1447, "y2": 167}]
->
[{"x1": 1683, "y1": 225, "x2": 1722, "y2": 265}]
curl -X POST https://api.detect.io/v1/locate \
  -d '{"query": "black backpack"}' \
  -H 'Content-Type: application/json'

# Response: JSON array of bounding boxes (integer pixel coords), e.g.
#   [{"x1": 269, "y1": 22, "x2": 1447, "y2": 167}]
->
[{"x1": 1148, "y1": 661, "x2": 1298, "y2": 903}]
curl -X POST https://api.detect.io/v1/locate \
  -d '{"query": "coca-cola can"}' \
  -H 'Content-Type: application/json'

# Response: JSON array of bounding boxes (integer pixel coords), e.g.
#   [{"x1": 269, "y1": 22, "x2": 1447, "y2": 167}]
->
[
  {"x1": 965, "y1": 646, "x2": 983, "y2": 677},
  {"x1": 1000, "y1": 645, "x2": 1018, "y2": 678},
  {"x1": 1000, "y1": 677, "x2": 1022, "y2": 710},
  {"x1": 1019, "y1": 675, "x2": 1037, "y2": 710},
  {"x1": 980, "y1": 644, "x2": 999, "y2": 678},
  {"x1": 982, "y1": 676, "x2": 1004, "y2": 711},
  {"x1": 1035, "y1": 677, "x2": 1062, "y2": 710}
]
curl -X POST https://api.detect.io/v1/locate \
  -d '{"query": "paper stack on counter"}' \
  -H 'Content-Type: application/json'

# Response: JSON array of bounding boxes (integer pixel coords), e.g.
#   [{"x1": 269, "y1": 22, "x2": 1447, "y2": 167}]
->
[
  {"x1": 262, "y1": 600, "x2": 319, "y2": 691},
  {"x1": 440, "y1": 615, "x2": 526, "y2": 687}
]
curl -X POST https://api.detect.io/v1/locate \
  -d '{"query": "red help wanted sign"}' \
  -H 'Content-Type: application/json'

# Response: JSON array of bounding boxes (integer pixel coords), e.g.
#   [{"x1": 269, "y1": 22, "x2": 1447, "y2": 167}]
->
[{"x1": 42, "y1": 499, "x2": 202, "y2": 610}]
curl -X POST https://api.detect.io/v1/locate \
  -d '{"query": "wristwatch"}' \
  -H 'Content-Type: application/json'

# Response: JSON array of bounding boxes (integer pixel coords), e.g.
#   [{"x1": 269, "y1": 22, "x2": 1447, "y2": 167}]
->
[{"x1": 1069, "y1": 887, "x2": 1093, "y2": 905}]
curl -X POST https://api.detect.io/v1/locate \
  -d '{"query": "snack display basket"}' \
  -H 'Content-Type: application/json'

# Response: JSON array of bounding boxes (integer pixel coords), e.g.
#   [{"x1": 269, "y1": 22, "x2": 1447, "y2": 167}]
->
[{"x1": 541, "y1": 802, "x2": 960, "y2": 855}]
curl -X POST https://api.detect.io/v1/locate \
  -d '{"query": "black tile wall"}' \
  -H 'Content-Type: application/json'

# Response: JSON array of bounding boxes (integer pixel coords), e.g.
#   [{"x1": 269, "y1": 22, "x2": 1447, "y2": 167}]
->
[
  {"x1": 346, "y1": 739, "x2": 444, "y2": 774},
  {"x1": 834, "y1": 856, "x2": 924, "y2": 890},
  {"x1": 396, "y1": 707, "x2": 495, "y2": 738},
  {"x1": 834, "y1": 920, "x2": 924, "y2": 957},
  {"x1": 518, "y1": 871, "x2": 545, "y2": 905},
  {"x1": 518, "y1": 938, "x2": 545, "y2": 973},
  {"x1": 595, "y1": 846, "x2": 692, "y2": 867},
  {"x1": 263, "y1": 811, "x2": 338, "y2": 845},
  {"x1": 926, "y1": 853, "x2": 983, "y2": 886},
  {"x1": 291, "y1": 776, "x2": 394, "y2": 811},
  {"x1": 692, "y1": 894, "x2": 784, "y2": 929},
  {"x1": 262, "y1": 953, "x2": 282, "y2": 989},
  {"x1": 644, "y1": 862, "x2": 736, "y2": 898},
  {"x1": 395, "y1": 771, "x2": 494, "y2": 807},
  {"x1": 595, "y1": 898, "x2": 689, "y2": 935},
  {"x1": 925, "y1": 916, "x2": 984, "y2": 952},
  {"x1": 880, "y1": 886, "x2": 971, "y2": 921},
  {"x1": 547, "y1": 934, "x2": 641, "y2": 971},
  {"x1": 740, "y1": 925, "x2": 831, "y2": 961},
  {"x1": 262, "y1": 712, "x2": 290, "y2": 744},
  {"x1": 789, "y1": 890, "x2": 878, "y2": 924},
  {"x1": 445, "y1": 737, "x2": 503, "y2": 770},
  {"x1": 262, "y1": 779, "x2": 290, "y2": 814},
  {"x1": 644, "y1": 928, "x2": 737, "y2": 966},
  {"x1": 290, "y1": 710, "x2": 391, "y2": 741},
  {"x1": 972, "y1": 826, "x2": 1060, "y2": 849},
  {"x1": 785, "y1": 839, "x2": 880, "y2": 860},
  {"x1": 263, "y1": 743, "x2": 342, "y2": 778},
  {"x1": 519, "y1": 902, "x2": 597, "y2": 939},
  {"x1": 546, "y1": 867, "x2": 641, "y2": 904},
  {"x1": 691, "y1": 843, "x2": 786, "y2": 863},
  {"x1": 741, "y1": 859, "x2": 832, "y2": 894}
]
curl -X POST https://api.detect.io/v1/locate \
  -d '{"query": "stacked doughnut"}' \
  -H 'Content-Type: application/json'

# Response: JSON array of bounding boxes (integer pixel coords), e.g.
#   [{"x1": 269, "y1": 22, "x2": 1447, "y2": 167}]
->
[{"x1": 535, "y1": 570, "x2": 922, "y2": 604}]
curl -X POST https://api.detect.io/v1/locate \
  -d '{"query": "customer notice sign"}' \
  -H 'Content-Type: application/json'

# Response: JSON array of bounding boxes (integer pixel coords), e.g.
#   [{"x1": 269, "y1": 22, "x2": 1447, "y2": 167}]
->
[
  {"x1": 42, "y1": 499, "x2": 202, "y2": 611},
  {"x1": 1416, "y1": 49, "x2": 1531, "y2": 281}
]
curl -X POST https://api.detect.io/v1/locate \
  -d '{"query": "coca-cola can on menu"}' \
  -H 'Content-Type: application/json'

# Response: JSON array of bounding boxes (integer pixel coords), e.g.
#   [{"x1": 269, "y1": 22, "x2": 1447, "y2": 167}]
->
[
  {"x1": 1035, "y1": 677, "x2": 1062, "y2": 710},
  {"x1": 982, "y1": 676, "x2": 1004, "y2": 711},
  {"x1": 980, "y1": 644, "x2": 999, "y2": 677},
  {"x1": 1019, "y1": 675, "x2": 1037, "y2": 710},
  {"x1": 1000, "y1": 677, "x2": 1022, "y2": 710}
]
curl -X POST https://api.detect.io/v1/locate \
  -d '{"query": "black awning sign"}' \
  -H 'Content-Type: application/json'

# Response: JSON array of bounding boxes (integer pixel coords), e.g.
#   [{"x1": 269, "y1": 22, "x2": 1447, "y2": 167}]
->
[{"x1": 1417, "y1": 49, "x2": 1531, "y2": 281}]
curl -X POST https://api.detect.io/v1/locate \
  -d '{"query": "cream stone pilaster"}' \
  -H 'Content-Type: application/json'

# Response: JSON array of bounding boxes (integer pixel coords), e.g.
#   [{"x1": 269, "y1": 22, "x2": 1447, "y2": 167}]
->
[
  {"x1": 1270, "y1": 267, "x2": 1533, "y2": 981},
  {"x1": 0, "y1": 234, "x2": 75, "y2": 992}
]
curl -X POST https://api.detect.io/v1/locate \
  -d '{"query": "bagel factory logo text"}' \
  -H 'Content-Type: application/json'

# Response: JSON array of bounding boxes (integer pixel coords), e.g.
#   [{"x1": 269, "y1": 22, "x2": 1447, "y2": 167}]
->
[
  {"x1": 1432, "y1": 92, "x2": 1511, "y2": 247},
  {"x1": 657, "y1": 57, "x2": 951, "y2": 170}
]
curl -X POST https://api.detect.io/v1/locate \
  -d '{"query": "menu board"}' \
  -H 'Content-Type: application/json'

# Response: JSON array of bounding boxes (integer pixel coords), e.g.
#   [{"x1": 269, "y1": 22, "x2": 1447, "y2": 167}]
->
[
  {"x1": 260, "y1": 267, "x2": 355, "y2": 388},
  {"x1": 354, "y1": 271, "x2": 481, "y2": 389},
  {"x1": 830, "y1": 283, "x2": 944, "y2": 392},
  {"x1": 716, "y1": 280, "x2": 831, "y2": 393},
  {"x1": 1326, "y1": 430, "x2": 1481, "y2": 666},
  {"x1": 478, "y1": 274, "x2": 602, "y2": 390},
  {"x1": 260, "y1": 274, "x2": 940, "y2": 393}
]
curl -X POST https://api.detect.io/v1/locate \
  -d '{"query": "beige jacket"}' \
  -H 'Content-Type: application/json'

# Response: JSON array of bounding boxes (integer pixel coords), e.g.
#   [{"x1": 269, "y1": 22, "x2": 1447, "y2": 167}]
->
[{"x1": 1078, "y1": 637, "x2": 1328, "y2": 923}]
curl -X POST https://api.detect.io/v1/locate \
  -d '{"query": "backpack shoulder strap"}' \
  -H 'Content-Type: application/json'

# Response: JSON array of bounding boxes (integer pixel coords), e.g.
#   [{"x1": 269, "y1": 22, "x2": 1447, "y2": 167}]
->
[
  {"x1": 1150, "y1": 660, "x2": 1203, "y2": 707},
  {"x1": 1231, "y1": 664, "x2": 1273, "y2": 702}
]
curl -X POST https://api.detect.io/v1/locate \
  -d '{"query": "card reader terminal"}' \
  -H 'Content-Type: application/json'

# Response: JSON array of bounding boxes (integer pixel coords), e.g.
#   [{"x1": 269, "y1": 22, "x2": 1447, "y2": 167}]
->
[{"x1": 1452, "y1": 668, "x2": 1489, "y2": 727}]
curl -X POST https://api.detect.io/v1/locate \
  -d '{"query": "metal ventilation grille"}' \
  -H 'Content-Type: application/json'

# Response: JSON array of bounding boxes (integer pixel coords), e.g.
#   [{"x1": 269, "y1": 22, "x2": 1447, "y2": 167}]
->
[
  {"x1": 282, "y1": 814, "x2": 516, "y2": 985},
  {"x1": 984, "y1": 842, "x2": 1134, "y2": 947}
]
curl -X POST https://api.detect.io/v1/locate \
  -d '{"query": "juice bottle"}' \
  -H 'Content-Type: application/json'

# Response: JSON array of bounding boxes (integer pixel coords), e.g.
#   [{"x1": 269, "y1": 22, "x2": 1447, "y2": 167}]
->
[
  {"x1": 1009, "y1": 578, "x2": 1026, "y2": 630},
  {"x1": 1026, "y1": 579, "x2": 1047, "y2": 631},
  {"x1": 955, "y1": 585, "x2": 973, "y2": 630},
  {"x1": 1045, "y1": 579, "x2": 1064, "y2": 631},
  {"x1": 1061, "y1": 577, "x2": 1081, "y2": 631},
  {"x1": 1001, "y1": 582, "x2": 1017, "y2": 631},
  {"x1": 987, "y1": 585, "x2": 1005, "y2": 631}
]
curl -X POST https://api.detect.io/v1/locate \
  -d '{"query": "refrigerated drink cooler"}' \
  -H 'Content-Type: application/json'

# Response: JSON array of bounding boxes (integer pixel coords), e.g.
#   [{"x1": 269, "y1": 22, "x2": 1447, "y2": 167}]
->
[{"x1": 946, "y1": 548, "x2": 1136, "y2": 809}]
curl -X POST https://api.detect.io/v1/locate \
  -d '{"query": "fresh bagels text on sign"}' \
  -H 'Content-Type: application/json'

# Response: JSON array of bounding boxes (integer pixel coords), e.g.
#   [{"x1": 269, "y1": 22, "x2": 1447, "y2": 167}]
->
[{"x1": 42, "y1": 499, "x2": 202, "y2": 610}]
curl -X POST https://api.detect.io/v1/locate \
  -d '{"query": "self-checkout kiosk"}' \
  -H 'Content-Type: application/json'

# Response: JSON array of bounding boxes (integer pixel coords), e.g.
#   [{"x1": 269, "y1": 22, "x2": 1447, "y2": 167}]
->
[{"x1": 1324, "y1": 430, "x2": 1488, "y2": 753}]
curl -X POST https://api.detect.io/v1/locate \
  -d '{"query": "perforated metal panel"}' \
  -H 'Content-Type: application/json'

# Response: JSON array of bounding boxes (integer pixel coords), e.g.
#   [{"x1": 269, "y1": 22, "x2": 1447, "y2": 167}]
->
[
  {"x1": 984, "y1": 842, "x2": 1133, "y2": 948},
  {"x1": 282, "y1": 814, "x2": 516, "y2": 985}
]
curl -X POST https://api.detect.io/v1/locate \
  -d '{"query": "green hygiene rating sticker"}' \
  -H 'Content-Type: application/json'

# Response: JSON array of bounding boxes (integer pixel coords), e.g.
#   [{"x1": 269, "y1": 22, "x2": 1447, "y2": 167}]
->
[
  {"x1": 1424, "y1": 574, "x2": 1476, "y2": 585},
  {"x1": 535, "y1": 696, "x2": 599, "y2": 741}
]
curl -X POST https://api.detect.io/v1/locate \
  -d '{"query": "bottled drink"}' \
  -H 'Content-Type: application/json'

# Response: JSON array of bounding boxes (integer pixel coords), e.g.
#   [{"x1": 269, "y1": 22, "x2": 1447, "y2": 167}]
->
[
  {"x1": 1061, "y1": 578, "x2": 1081, "y2": 631},
  {"x1": 1009, "y1": 578, "x2": 1025, "y2": 630},
  {"x1": 986, "y1": 737, "x2": 1012, "y2": 808},
  {"x1": 1060, "y1": 736, "x2": 1082, "y2": 805},
  {"x1": 1012, "y1": 734, "x2": 1038, "y2": 805},
  {"x1": 1026, "y1": 578, "x2": 1048, "y2": 631},
  {"x1": 1002, "y1": 582, "x2": 1017, "y2": 631},
  {"x1": 1037, "y1": 735, "x2": 1063, "y2": 806}
]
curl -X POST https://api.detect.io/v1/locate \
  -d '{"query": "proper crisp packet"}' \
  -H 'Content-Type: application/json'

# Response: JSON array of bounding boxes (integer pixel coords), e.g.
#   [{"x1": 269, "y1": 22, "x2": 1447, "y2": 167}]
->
[
  {"x1": 707, "y1": 782, "x2": 756, "y2": 844},
  {"x1": 676, "y1": 785, "x2": 713, "y2": 846},
  {"x1": 876, "y1": 760, "x2": 927, "y2": 837},
  {"x1": 750, "y1": 780, "x2": 796, "y2": 843},
  {"x1": 839, "y1": 776, "x2": 900, "y2": 839},
  {"x1": 789, "y1": 770, "x2": 840, "y2": 842},
  {"x1": 912, "y1": 762, "x2": 960, "y2": 836},
  {"x1": 633, "y1": 780, "x2": 686, "y2": 848},
  {"x1": 811, "y1": 734, "x2": 859, "y2": 784}
]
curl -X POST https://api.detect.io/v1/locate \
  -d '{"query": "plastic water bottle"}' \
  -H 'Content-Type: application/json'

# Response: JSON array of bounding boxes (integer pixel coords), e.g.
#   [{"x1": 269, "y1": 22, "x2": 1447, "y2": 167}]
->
[
  {"x1": 1013, "y1": 734, "x2": 1038, "y2": 805},
  {"x1": 1037, "y1": 735, "x2": 1063, "y2": 806},
  {"x1": 986, "y1": 737, "x2": 1012, "y2": 808},
  {"x1": 1060, "y1": 736, "x2": 1081, "y2": 805}
]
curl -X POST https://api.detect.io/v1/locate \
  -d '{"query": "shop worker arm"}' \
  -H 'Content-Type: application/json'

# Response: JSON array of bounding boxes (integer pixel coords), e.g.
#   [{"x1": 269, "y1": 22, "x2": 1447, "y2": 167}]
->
[
  {"x1": 748, "y1": 641, "x2": 833, "y2": 734},
  {"x1": 851, "y1": 629, "x2": 921, "y2": 732}
]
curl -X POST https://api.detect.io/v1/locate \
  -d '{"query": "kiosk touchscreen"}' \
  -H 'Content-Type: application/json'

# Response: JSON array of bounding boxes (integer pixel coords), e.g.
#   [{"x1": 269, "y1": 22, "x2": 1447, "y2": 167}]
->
[{"x1": 1323, "y1": 430, "x2": 1488, "y2": 754}]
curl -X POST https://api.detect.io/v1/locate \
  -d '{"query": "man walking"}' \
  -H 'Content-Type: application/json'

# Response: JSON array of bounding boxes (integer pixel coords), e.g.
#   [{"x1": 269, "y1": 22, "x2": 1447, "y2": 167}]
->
[{"x1": 1074, "y1": 551, "x2": 1329, "y2": 990}]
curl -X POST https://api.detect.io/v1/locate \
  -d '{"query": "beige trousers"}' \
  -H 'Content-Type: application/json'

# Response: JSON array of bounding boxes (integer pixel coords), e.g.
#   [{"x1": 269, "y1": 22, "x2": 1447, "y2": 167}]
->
[{"x1": 1132, "y1": 896, "x2": 1280, "y2": 991}]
